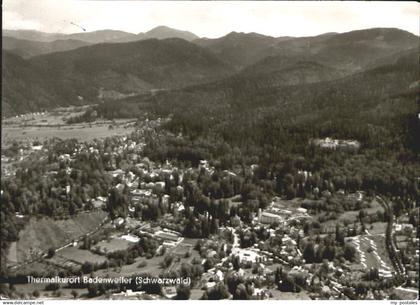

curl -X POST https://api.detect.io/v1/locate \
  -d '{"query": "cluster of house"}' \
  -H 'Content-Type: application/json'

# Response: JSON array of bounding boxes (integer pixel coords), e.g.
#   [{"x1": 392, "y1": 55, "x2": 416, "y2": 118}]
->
[
  {"x1": 256, "y1": 204, "x2": 309, "y2": 226},
  {"x1": 136, "y1": 225, "x2": 184, "y2": 252},
  {"x1": 258, "y1": 210, "x2": 284, "y2": 225},
  {"x1": 197, "y1": 237, "x2": 272, "y2": 299},
  {"x1": 111, "y1": 289, "x2": 146, "y2": 300},
  {"x1": 109, "y1": 159, "x2": 188, "y2": 219},
  {"x1": 13, "y1": 111, "x2": 47, "y2": 120},
  {"x1": 154, "y1": 229, "x2": 183, "y2": 248},
  {"x1": 1, "y1": 160, "x2": 13, "y2": 178},
  {"x1": 394, "y1": 219, "x2": 419, "y2": 286},
  {"x1": 312, "y1": 137, "x2": 360, "y2": 150},
  {"x1": 1, "y1": 140, "x2": 49, "y2": 179}
]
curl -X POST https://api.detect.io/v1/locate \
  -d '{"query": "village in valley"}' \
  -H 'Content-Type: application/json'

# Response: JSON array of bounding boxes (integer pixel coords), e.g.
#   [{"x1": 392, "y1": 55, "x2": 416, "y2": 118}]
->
[
  {"x1": 1, "y1": 3, "x2": 420, "y2": 300},
  {"x1": 1, "y1": 109, "x2": 418, "y2": 300}
]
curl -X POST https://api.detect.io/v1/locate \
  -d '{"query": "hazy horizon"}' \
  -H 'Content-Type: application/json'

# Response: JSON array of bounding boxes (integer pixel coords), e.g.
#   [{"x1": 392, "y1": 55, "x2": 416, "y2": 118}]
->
[
  {"x1": 3, "y1": 1, "x2": 419, "y2": 39},
  {"x1": 3, "y1": 25, "x2": 419, "y2": 40},
  {"x1": 3, "y1": 25, "x2": 419, "y2": 39}
]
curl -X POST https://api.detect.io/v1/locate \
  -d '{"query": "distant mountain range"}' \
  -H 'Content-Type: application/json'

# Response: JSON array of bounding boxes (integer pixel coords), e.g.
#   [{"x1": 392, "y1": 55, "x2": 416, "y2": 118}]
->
[
  {"x1": 2, "y1": 26, "x2": 418, "y2": 116},
  {"x1": 138, "y1": 26, "x2": 199, "y2": 42},
  {"x1": 195, "y1": 28, "x2": 417, "y2": 71},
  {"x1": 120, "y1": 47, "x2": 418, "y2": 150},
  {"x1": 3, "y1": 26, "x2": 199, "y2": 59},
  {"x1": 2, "y1": 36, "x2": 90, "y2": 59},
  {"x1": 3, "y1": 26, "x2": 199, "y2": 56},
  {"x1": 3, "y1": 29, "x2": 132, "y2": 43},
  {"x1": 2, "y1": 38, "x2": 233, "y2": 115},
  {"x1": 194, "y1": 32, "x2": 291, "y2": 69}
]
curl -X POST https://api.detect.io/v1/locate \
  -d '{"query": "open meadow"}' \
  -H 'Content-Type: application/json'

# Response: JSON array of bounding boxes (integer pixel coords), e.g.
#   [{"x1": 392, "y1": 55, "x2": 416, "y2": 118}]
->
[
  {"x1": 93, "y1": 235, "x2": 134, "y2": 254},
  {"x1": 8, "y1": 210, "x2": 107, "y2": 265},
  {"x1": 2, "y1": 106, "x2": 136, "y2": 146},
  {"x1": 54, "y1": 246, "x2": 107, "y2": 265}
]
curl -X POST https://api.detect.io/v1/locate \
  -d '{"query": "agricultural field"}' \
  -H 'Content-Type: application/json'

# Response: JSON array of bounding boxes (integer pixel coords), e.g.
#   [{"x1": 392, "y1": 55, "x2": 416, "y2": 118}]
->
[
  {"x1": 166, "y1": 239, "x2": 202, "y2": 272},
  {"x1": 274, "y1": 198, "x2": 305, "y2": 210},
  {"x1": 93, "y1": 235, "x2": 135, "y2": 254},
  {"x1": 12, "y1": 282, "x2": 88, "y2": 300},
  {"x1": 10, "y1": 261, "x2": 68, "y2": 276},
  {"x1": 53, "y1": 246, "x2": 107, "y2": 265},
  {"x1": 2, "y1": 105, "x2": 136, "y2": 146},
  {"x1": 338, "y1": 199, "x2": 384, "y2": 224},
  {"x1": 45, "y1": 253, "x2": 80, "y2": 270},
  {"x1": 318, "y1": 197, "x2": 386, "y2": 230},
  {"x1": 171, "y1": 241, "x2": 194, "y2": 257},
  {"x1": 94, "y1": 256, "x2": 165, "y2": 278},
  {"x1": 9, "y1": 210, "x2": 107, "y2": 265},
  {"x1": 366, "y1": 222, "x2": 387, "y2": 236},
  {"x1": 2, "y1": 124, "x2": 134, "y2": 144}
]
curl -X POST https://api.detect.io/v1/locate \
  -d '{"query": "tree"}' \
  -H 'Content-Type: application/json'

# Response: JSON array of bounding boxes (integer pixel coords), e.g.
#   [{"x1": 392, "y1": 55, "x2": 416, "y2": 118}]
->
[
  {"x1": 363, "y1": 267, "x2": 379, "y2": 281},
  {"x1": 232, "y1": 255, "x2": 240, "y2": 271},
  {"x1": 344, "y1": 243, "x2": 357, "y2": 262},
  {"x1": 207, "y1": 283, "x2": 230, "y2": 300},
  {"x1": 355, "y1": 282, "x2": 367, "y2": 296},
  {"x1": 162, "y1": 254, "x2": 174, "y2": 268},
  {"x1": 210, "y1": 217, "x2": 219, "y2": 234},
  {"x1": 45, "y1": 283, "x2": 59, "y2": 291},
  {"x1": 335, "y1": 224, "x2": 345, "y2": 245},
  {"x1": 32, "y1": 290, "x2": 40, "y2": 298},
  {"x1": 87, "y1": 285, "x2": 98, "y2": 298},
  {"x1": 81, "y1": 236, "x2": 92, "y2": 250},
  {"x1": 234, "y1": 283, "x2": 250, "y2": 300},
  {"x1": 303, "y1": 241, "x2": 316, "y2": 263},
  {"x1": 203, "y1": 258, "x2": 215, "y2": 271},
  {"x1": 47, "y1": 248, "x2": 55, "y2": 258},
  {"x1": 322, "y1": 245, "x2": 336, "y2": 261},
  {"x1": 107, "y1": 188, "x2": 128, "y2": 219},
  {"x1": 71, "y1": 290, "x2": 79, "y2": 299},
  {"x1": 283, "y1": 174, "x2": 296, "y2": 199},
  {"x1": 82, "y1": 262, "x2": 94, "y2": 274},
  {"x1": 175, "y1": 284, "x2": 191, "y2": 300},
  {"x1": 275, "y1": 267, "x2": 283, "y2": 289}
]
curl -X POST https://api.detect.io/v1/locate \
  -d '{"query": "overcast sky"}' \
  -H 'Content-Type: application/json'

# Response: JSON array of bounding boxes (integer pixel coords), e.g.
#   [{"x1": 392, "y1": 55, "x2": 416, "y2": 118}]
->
[{"x1": 3, "y1": 1, "x2": 419, "y2": 38}]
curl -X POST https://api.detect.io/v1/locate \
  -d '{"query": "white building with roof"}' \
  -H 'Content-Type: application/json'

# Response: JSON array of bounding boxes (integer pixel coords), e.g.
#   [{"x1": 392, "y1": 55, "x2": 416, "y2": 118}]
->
[{"x1": 258, "y1": 210, "x2": 283, "y2": 225}]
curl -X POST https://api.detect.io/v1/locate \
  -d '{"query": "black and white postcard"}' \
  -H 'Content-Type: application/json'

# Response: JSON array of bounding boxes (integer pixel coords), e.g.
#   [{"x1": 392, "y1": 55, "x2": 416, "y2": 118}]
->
[{"x1": 1, "y1": 0, "x2": 419, "y2": 302}]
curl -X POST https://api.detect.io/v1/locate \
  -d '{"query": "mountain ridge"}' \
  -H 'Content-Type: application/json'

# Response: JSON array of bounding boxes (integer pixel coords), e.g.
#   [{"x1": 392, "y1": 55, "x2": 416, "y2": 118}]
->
[
  {"x1": 3, "y1": 26, "x2": 200, "y2": 45},
  {"x1": 2, "y1": 27, "x2": 418, "y2": 117},
  {"x1": 3, "y1": 36, "x2": 91, "y2": 58},
  {"x1": 2, "y1": 38, "x2": 235, "y2": 116}
]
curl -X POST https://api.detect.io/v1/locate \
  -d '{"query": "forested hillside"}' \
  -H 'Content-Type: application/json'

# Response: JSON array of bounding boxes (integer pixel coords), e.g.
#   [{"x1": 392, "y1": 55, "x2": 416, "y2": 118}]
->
[
  {"x1": 2, "y1": 38, "x2": 235, "y2": 116},
  {"x1": 255, "y1": 28, "x2": 418, "y2": 72},
  {"x1": 2, "y1": 27, "x2": 417, "y2": 117},
  {"x1": 2, "y1": 51, "x2": 61, "y2": 115},
  {"x1": 95, "y1": 48, "x2": 419, "y2": 201},
  {"x1": 194, "y1": 32, "x2": 289, "y2": 69}
]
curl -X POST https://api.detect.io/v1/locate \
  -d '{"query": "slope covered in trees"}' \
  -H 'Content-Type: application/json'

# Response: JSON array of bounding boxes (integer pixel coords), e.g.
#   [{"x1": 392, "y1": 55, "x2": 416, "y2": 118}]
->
[
  {"x1": 3, "y1": 26, "x2": 199, "y2": 45},
  {"x1": 97, "y1": 48, "x2": 419, "y2": 201},
  {"x1": 194, "y1": 28, "x2": 417, "y2": 73},
  {"x1": 2, "y1": 38, "x2": 235, "y2": 116},
  {"x1": 194, "y1": 32, "x2": 289, "y2": 69},
  {"x1": 3, "y1": 27, "x2": 416, "y2": 117},
  {"x1": 2, "y1": 51, "x2": 61, "y2": 115},
  {"x1": 256, "y1": 28, "x2": 418, "y2": 73}
]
